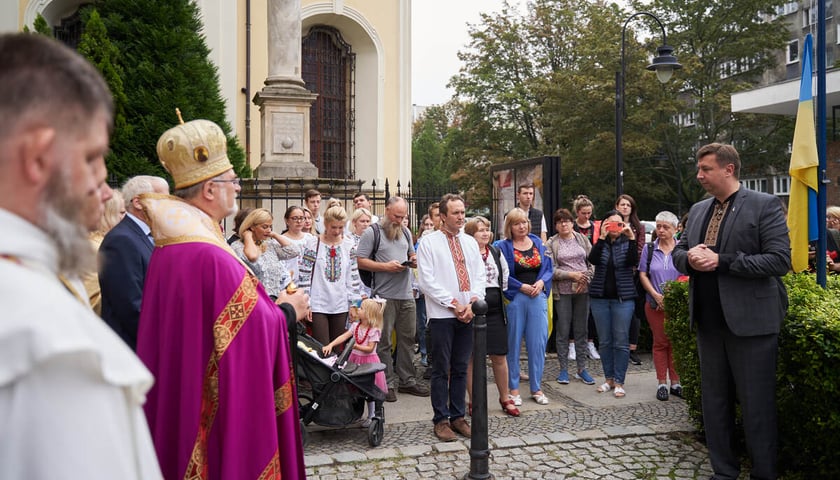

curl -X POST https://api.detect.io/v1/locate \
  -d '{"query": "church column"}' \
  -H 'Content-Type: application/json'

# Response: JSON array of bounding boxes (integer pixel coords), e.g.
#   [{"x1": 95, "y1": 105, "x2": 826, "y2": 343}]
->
[{"x1": 253, "y1": 0, "x2": 318, "y2": 178}]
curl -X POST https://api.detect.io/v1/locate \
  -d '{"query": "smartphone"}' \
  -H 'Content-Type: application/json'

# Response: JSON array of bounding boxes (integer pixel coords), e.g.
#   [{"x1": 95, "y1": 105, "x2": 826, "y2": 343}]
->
[
  {"x1": 605, "y1": 221, "x2": 624, "y2": 233},
  {"x1": 401, "y1": 260, "x2": 412, "y2": 266}
]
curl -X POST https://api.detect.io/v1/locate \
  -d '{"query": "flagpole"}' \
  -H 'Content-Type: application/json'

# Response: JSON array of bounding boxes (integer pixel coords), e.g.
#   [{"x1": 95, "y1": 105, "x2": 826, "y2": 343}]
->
[{"x1": 817, "y1": 0, "x2": 827, "y2": 287}]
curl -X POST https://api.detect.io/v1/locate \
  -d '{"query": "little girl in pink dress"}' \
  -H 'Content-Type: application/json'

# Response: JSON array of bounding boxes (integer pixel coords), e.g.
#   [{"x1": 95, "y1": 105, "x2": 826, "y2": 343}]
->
[{"x1": 322, "y1": 297, "x2": 387, "y2": 425}]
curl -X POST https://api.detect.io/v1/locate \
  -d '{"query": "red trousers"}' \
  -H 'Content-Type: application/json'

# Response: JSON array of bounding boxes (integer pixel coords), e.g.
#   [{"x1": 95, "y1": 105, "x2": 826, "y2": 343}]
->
[{"x1": 645, "y1": 303, "x2": 680, "y2": 384}]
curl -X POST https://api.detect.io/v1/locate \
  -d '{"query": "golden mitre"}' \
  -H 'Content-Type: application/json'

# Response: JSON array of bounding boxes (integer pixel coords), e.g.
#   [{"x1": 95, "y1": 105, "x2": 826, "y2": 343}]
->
[{"x1": 156, "y1": 111, "x2": 233, "y2": 189}]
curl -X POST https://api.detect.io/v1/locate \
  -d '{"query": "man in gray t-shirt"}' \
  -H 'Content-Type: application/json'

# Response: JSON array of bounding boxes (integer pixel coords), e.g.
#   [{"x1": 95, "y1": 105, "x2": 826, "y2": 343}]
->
[{"x1": 357, "y1": 196, "x2": 429, "y2": 401}]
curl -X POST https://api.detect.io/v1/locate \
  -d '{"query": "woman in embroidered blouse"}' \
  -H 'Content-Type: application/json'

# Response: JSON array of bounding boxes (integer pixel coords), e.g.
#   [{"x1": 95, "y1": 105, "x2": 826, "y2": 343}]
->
[
  {"x1": 465, "y1": 217, "x2": 518, "y2": 416},
  {"x1": 297, "y1": 205, "x2": 362, "y2": 346},
  {"x1": 588, "y1": 209, "x2": 638, "y2": 399},
  {"x1": 230, "y1": 208, "x2": 300, "y2": 300},
  {"x1": 638, "y1": 211, "x2": 682, "y2": 401},
  {"x1": 545, "y1": 208, "x2": 596, "y2": 386},
  {"x1": 280, "y1": 205, "x2": 316, "y2": 277},
  {"x1": 498, "y1": 208, "x2": 553, "y2": 406}
]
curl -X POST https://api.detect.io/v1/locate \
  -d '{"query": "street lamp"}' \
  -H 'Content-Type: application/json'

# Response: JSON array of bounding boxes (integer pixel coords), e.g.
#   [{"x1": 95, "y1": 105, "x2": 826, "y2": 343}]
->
[{"x1": 615, "y1": 12, "x2": 681, "y2": 198}]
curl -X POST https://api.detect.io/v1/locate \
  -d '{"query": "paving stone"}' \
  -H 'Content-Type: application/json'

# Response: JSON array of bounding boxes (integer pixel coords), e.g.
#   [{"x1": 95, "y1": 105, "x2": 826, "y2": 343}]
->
[
  {"x1": 305, "y1": 454, "x2": 334, "y2": 466},
  {"x1": 434, "y1": 441, "x2": 467, "y2": 453},
  {"x1": 331, "y1": 451, "x2": 367, "y2": 463},
  {"x1": 492, "y1": 436, "x2": 526, "y2": 448},
  {"x1": 545, "y1": 432, "x2": 576, "y2": 443},
  {"x1": 573, "y1": 429, "x2": 607, "y2": 440},
  {"x1": 366, "y1": 447, "x2": 400, "y2": 460}
]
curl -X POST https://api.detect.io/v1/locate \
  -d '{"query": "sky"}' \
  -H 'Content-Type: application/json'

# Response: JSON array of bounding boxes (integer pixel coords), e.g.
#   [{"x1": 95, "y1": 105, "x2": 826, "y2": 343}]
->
[{"x1": 411, "y1": 0, "x2": 527, "y2": 107}]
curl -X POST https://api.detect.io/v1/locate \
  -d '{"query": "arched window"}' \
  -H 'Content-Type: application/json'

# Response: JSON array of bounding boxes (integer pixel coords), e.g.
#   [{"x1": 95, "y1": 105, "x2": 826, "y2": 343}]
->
[
  {"x1": 302, "y1": 26, "x2": 356, "y2": 179},
  {"x1": 54, "y1": 8, "x2": 84, "y2": 50}
]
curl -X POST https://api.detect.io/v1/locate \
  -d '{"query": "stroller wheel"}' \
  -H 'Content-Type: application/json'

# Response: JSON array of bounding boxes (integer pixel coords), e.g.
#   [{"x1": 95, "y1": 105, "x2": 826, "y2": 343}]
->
[
  {"x1": 368, "y1": 417, "x2": 384, "y2": 447},
  {"x1": 299, "y1": 419, "x2": 308, "y2": 448}
]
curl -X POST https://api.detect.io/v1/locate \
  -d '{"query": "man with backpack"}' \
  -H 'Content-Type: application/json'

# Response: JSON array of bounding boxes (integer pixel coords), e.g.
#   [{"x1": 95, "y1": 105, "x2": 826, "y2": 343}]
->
[{"x1": 357, "y1": 196, "x2": 430, "y2": 402}]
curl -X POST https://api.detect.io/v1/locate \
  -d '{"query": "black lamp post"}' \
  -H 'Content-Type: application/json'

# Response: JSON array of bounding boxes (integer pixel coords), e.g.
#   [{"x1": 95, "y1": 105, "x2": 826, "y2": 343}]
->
[{"x1": 615, "y1": 12, "x2": 681, "y2": 198}]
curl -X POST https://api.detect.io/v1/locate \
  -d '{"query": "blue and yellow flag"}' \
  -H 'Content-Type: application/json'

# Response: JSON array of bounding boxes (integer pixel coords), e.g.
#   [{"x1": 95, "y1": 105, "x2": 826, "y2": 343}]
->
[{"x1": 788, "y1": 34, "x2": 819, "y2": 272}]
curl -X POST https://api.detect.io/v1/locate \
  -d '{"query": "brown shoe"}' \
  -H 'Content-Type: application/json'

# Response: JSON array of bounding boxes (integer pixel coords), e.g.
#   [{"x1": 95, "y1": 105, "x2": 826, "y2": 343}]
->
[
  {"x1": 434, "y1": 421, "x2": 457, "y2": 442},
  {"x1": 450, "y1": 417, "x2": 471, "y2": 438},
  {"x1": 385, "y1": 389, "x2": 397, "y2": 402},
  {"x1": 398, "y1": 383, "x2": 430, "y2": 397}
]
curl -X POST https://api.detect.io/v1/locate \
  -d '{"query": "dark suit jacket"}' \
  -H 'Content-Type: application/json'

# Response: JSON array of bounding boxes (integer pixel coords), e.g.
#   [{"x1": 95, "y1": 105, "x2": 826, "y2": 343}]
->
[
  {"x1": 672, "y1": 188, "x2": 791, "y2": 336},
  {"x1": 99, "y1": 215, "x2": 154, "y2": 350}
]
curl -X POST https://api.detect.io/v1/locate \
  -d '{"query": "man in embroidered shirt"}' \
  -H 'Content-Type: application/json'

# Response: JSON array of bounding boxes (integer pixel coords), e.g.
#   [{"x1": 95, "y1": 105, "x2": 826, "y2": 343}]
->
[
  {"x1": 99, "y1": 175, "x2": 169, "y2": 350},
  {"x1": 136, "y1": 118, "x2": 310, "y2": 479},
  {"x1": 0, "y1": 33, "x2": 162, "y2": 479},
  {"x1": 417, "y1": 193, "x2": 486, "y2": 441}
]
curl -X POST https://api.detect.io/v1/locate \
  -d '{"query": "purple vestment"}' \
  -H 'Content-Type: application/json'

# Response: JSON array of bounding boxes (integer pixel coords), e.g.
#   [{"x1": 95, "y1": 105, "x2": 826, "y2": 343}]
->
[{"x1": 137, "y1": 239, "x2": 305, "y2": 479}]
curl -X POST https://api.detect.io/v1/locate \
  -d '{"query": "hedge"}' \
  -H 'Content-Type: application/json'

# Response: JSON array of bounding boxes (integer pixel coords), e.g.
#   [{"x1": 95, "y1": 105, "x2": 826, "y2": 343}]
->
[{"x1": 663, "y1": 273, "x2": 840, "y2": 479}]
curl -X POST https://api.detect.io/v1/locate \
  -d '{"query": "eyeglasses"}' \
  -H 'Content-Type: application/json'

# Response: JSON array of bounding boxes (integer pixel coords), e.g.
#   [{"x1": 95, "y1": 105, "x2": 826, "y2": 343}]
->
[
  {"x1": 289, "y1": 216, "x2": 305, "y2": 222},
  {"x1": 211, "y1": 177, "x2": 241, "y2": 185}
]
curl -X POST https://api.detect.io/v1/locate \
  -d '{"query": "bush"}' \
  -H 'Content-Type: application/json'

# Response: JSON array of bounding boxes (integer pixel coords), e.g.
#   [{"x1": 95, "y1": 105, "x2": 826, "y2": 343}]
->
[{"x1": 663, "y1": 273, "x2": 840, "y2": 479}]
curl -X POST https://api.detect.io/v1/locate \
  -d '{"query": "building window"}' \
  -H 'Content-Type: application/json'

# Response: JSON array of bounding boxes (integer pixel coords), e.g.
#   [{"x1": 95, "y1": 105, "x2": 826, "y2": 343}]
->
[
  {"x1": 302, "y1": 26, "x2": 356, "y2": 179},
  {"x1": 741, "y1": 178, "x2": 768, "y2": 193},
  {"x1": 787, "y1": 39, "x2": 799, "y2": 64},
  {"x1": 54, "y1": 9, "x2": 85, "y2": 50},
  {"x1": 774, "y1": 175, "x2": 791, "y2": 195}
]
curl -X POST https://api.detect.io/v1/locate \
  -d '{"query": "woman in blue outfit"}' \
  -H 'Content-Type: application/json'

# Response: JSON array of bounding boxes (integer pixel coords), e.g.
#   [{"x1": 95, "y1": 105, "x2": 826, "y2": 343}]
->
[
  {"x1": 498, "y1": 208, "x2": 553, "y2": 406},
  {"x1": 588, "y1": 210, "x2": 638, "y2": 398}
]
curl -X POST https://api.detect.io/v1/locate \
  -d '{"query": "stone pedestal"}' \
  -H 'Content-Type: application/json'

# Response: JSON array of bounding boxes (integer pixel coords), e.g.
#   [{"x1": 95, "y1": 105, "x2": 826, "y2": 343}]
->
[{"x1": 253, "y1": 84, "x2": 318, "y2": 178}]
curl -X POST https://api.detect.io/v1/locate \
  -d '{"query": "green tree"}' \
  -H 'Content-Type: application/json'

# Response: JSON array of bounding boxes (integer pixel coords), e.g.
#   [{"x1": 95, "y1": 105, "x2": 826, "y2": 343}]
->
[
  {"x1": 25, "y1": 14, "x2": 54, "y2": 35},
  {"x1": 444, "y1": 0, "x2": 793, "y2": 217},
  {"x1": 77, "y1": 8, "x2": 148, "y2": 180},
  {"x1": 92, "y1": 0, "x2": 250, "y2": 182},
  {"x1": 635, "y1": 0, "x2": 793, "y2": 209}
]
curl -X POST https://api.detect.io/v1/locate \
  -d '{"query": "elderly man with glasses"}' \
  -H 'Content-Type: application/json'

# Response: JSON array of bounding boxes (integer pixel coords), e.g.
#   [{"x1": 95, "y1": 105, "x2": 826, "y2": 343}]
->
[{"x1": 136, "y1": 117, "x2": 311, "y2": 479}]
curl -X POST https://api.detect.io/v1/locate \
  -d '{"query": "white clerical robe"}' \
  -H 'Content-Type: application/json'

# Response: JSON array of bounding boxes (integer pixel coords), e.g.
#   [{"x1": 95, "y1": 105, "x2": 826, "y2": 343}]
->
[{"x1": 0, "y1": 209, "x2": 162, "y2": 479}]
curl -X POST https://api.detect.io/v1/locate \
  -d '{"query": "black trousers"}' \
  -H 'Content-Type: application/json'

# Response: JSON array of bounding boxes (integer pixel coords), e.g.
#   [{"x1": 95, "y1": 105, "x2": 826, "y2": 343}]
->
[{"x1": 696, "y1": 306, "x2": 778, "y2": 480}]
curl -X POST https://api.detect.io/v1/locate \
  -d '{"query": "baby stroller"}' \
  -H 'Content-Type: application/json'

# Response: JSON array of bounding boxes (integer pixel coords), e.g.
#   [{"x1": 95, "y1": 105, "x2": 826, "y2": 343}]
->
[{"x1": 293, "y1": 324, "x2": 386, "y2": 447}]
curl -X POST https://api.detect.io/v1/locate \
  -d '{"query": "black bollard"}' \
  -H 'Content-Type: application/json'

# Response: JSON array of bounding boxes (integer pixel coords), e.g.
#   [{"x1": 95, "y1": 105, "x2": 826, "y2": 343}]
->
[{"x1": 464, "y1": 299, "x2": 493, "y2": 480}]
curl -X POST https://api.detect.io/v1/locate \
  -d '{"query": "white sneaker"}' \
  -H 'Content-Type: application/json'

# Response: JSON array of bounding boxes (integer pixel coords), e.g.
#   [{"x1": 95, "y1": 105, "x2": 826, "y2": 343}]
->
[
  {"x1": 568, "y1": 343, "x2": 576, "y2": 360},
  {"x1": 587, "y1": 342, "x2": 600, "y2": 360}
]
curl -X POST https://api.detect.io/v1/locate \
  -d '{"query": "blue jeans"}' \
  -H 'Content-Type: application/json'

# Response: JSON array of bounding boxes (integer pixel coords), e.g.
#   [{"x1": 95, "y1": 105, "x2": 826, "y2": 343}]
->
[
  {"x1": 590, "y1": 298, "x2": 634, "y2": 385},
  {"x1": 505, "y1": 291, "x2": 548, "y2": 393},
  {"x1": 429, "y1": 317, "x2": 473, "y2": 424},
  {"x1": 415, "y1": 295, "x2": 427, "y2": 356}
]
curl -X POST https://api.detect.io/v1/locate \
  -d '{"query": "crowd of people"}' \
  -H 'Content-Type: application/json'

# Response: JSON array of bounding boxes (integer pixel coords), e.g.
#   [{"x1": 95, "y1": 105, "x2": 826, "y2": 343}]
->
[{"x1": 1, "y1": 32, "x2": 799, "y2": 480}]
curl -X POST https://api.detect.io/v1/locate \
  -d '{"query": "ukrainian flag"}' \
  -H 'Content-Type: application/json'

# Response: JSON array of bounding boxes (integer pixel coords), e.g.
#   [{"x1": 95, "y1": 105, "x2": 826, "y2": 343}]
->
[{"x1": 788, "y1": 34, "x2": 819, "y2": 273}]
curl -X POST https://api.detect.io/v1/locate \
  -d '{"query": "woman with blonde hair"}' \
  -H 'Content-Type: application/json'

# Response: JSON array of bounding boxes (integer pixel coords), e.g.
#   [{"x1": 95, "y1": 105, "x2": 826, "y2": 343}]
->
[
  {"x1": 85, "y1": 189, "x2": 126, "y2": 314},
  {"x1": 230, "y1": 208, "x2": 300, "y2": 300},
  {"x1": 298, "y1": 204, "x2": 362, "y2": 345},
  {"x1": 498, "y1": 208, "x2": 553, "y2": 406}
]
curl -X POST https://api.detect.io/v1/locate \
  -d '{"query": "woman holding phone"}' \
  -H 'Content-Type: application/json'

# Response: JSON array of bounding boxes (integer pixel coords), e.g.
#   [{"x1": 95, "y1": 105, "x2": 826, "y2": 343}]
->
[
  {"x1": 615, "y1": 194, "x2": 645, "y2": 365},
  {"x1": 588, "y1": 210, "x2": 638, "y2": 398}
]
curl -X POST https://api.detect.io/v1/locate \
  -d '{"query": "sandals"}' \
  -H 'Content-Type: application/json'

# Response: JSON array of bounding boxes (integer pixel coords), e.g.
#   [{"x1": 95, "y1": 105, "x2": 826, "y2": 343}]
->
[
  {"x1": 614, "y1": 385, "x2": 626, "y2": 398},
  {"x1": 596, "y1": 382, "x2": 613, "y2": 393},
  {"x1": 500, "y1": 399, "x2": 520, "y2": 417},
  {"x1": 532, "y1": 392, "x2": 549, "y2": 405},
  {"x1": 508, "y1": 394, "x2": 522, "y2": 406}
]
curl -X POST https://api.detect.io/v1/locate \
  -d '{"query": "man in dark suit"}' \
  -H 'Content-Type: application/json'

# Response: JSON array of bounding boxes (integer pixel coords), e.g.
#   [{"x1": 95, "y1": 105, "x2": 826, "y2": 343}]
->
[
  {"x1": 673, "y1": 143, "x2": 790, "y2": 480},
  {"x1": 99, "y1": 175, "x2": 169, "y2": 350}
]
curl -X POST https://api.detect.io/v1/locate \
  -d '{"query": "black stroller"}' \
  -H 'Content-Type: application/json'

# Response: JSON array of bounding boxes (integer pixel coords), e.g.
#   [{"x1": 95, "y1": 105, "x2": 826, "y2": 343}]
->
[{"x1": 293, "y1": 324, "x2": 386, "y2": 446}]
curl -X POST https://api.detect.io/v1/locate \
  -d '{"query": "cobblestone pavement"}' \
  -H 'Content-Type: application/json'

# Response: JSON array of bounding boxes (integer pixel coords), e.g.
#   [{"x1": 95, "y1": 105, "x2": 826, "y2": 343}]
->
[{"x1": 302, "y1": 352, "x2": 714, "y2": 479}]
